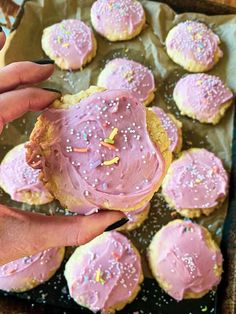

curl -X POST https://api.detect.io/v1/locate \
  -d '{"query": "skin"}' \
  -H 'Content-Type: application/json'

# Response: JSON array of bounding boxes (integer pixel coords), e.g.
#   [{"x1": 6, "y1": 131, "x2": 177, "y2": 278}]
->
[{"x1": 0, "y1": 30, "x2": 124, "y2": 265}]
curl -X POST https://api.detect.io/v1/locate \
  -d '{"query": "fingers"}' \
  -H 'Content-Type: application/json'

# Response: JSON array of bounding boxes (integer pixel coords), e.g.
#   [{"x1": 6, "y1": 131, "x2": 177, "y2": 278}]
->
[
  {"x1": 0, "y1": 87, "x2": 61, "y2": 125},
  {"x1": 0, "y1": 28, "x2": 6, "y2": 50},
  {"x1": 0, "y1": 61, "x2": 55, "y2": 93},
  {"x1": 0, "y1": 205, "x2": 126, "y2": 265},
  {"x1": 29, "y1": 210, "x2": 127, "y2": 249}
]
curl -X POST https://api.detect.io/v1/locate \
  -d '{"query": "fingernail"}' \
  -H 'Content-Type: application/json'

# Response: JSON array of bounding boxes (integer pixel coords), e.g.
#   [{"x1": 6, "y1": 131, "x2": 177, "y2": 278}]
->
[
  {"x1": 33, "y1": 59, "x2": 55, "y2": 65},
  {"x1": 42, "y1": 87, "x2": 61, "y2": 94},
  {"x1": 104, "y1": 218, "x2": 129, "y2": 232}
]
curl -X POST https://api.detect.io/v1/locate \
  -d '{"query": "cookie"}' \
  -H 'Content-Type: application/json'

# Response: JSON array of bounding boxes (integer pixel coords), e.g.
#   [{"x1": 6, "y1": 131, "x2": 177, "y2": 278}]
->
[
  {"x1": 0, "y1": 143, "x2": 53, "y2": 205},
  {"x1": 27, "y1": 87, "x2": 172, "y2": 214},
  {"x1": 91, "y1": 0, "x2": 145, "y2": 41},
  {"x1": 97, "y1": 58, "x2": 155, "y2": 106},
  {"x1": 0, "y1": 248, "x2": 65, "y2": 292},
  {"x1": 148, "y1": 220, "x2": 223, "y2": 300},
  {"x1": 162, "y1": 148, "x2": 228, "y2": 218},
  {"x1": 42, "y1": 19, "x2": 97, "y2": 70},
  {"x1": 119, "y1": 202, "x2": 150, "y2": 231},
  {"x1": 152, "y1": 107, "x2": 182, "y2": 154},
  {"x1": 166, "y1": 21, "x2": 223, "y2": 72},
  {"x1": 64, "y1": 231, "x2": 143, "y2": 313},
  {"x1": 173, "y1": 73, "x2": 234, "y2": 124}
]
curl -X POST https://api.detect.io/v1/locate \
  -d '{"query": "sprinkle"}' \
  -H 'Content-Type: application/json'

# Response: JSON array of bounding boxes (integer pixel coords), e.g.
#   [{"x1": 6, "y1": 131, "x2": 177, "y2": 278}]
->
[
  {"x1": 196, "y1": 80, "x2": 202, "y2": 86},
  {"x1": 195, "y1": 178, "x2": 202, "y2": 184},
  {"x1": 201, "y1": 306, "x2": 208, "y2": 312},
  {"x1": 57, "y1": 36, "x2": 62, "y2": 44},
  {"x1": 62, "y1": 43, "x2": 70, "y2": 48},
  {"x1": 95, "y1": 269, "x2": 105, "y2": 284},
  {"x1": 104, "y1": 138, "x2": 114, "y2": 144},
  {"x1": 90, "y1": 159, "x2": 101, "y2": 169},
  {"x1": 102, "y1": 157, "x2": 120, "y2": 166},
  {"x1": 103, "y1": 122, "x2": 108, "y2": 128},
  {"x1": 102, "y1": 182, "x2": 108, "y2": 190},
  {"x1": 196, "y1": 33, "x2": 202, "y2": 40},
  {"x1": 83, "y1": 132, "x2": 88, "y2": 140},
  {"x1": 108, "y1": 127, "x2": 118, "y2": 140},
  {"x1": 73, "y1": 147, "x2": 88, "y2": 153},
  {"x1": 112, "y1": 252, "x2": 120, "y2": 260},
  {"x1": 100, "y1": 141, "x2": 116, "y2": 150},
  {"x1": 187, "y1": 25, "x2": 193, "y2": 31},
  {"x1": 95, "y1": 269, "x2": 101, "y2": 282}
]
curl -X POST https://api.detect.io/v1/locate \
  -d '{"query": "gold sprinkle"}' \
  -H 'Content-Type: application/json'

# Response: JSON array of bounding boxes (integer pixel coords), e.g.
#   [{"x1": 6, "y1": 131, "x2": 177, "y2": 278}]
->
[
  {"x1": 109, "y1": 128, "x2": 118, "y2": 141},
  {"x1": 95, "y1": 269, "x2": 101, "y2": 282},
  {"x1": 62, "y1": 43, "x2": 70, "y2": 48},
  {"x1": 196, "y1": 33, "x2": 202, "y2": 40},
  {"x1": 104, "y1": 138, "x2": 114, "y2": 144},
  {"x1": 196, "y1": 80, "x2": 202, "y2": 86},
  {"x1": 102, "y1": 156, "x2": 120, "y2": 166},
  {"x1": 57, "y1": 36, "x2": 62, "y2": 44}
]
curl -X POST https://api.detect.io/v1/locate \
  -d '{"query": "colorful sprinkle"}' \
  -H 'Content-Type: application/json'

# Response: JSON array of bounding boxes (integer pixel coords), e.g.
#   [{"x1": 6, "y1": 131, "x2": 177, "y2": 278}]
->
[
  {"x1": 90, "y1": 159, "x2": 102, "y2": 169},
  {"x1": 108, "y1": 127, "x2": 118, "y2": 141},
  {"x1": 100, "y1": 141, "x2": 116, "y2": 150},
  {"x1": 102, "y1": 157, "x2": 120, "y2": 166},
  {"x1": 73, "y1": 147, "x2": 88, "y2": 153},
  {"x1": 95, "y1": 269, "x2": 105, "y2": 284},
  {"x1": 104, "y1": 138, "x2": 114, "y2": 144}
]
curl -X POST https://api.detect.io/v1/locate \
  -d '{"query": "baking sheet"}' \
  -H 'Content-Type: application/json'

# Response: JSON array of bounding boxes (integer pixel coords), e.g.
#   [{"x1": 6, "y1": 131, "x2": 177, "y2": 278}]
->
[{"x1": 0, "y1": 0, "x2": 236, "y2": 313}]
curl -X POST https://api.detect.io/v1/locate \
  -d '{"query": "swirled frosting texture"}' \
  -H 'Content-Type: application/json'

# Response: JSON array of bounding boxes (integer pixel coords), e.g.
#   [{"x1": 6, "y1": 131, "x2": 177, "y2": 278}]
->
[
  {"x1": 0, "y1": 143, "x2": 53, "y2": 204},
  {"x1": 0, "y1": 248, "x2": 64, "y2": 292},
  {"x1": 28, "y1": 90, "x2": 166, "y2": 214},
  {"x1": 173, "y1": 74, "x2": 233, "y2": 123},
  {"x1": 148, "y1": 220, "x2": 223, "y2": 300},
  {"x1": 91, "y1": 0, "x2": 145, "y2": 41},
  {"x1": 98, "y1": 58, "x2": 155, "y2": 105},
  {"x1": 65, "y1": 231, "x2": 142, "y2": 313},
  {"x1": 162, "y1": 148, "x2": 228, "y2": 210},
  {"x1": 42, "y1": 19, "x2": 96, "y2": 70},
  {"x1": 152, "y1": 107, "x2": 181, "y2": 153},
  {"x1": 166, "y1": 21, "x2": 223, "y2": 69}
]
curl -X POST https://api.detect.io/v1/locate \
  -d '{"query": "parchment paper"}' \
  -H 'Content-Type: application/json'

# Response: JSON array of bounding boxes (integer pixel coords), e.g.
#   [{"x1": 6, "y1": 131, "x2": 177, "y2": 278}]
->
[{"x1": 0, "y1": 0, "x2": 236, "y2": 313}]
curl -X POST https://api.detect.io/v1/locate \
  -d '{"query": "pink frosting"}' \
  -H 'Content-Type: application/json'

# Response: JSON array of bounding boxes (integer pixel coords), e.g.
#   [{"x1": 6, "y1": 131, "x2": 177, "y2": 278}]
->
[
  {"x1": 151, "y1": 220, "x2": 223, "y2": 300},
  {"x1": 65, "y1": 231, "x2": 142, "y2": 313},
  {"x1": 91, "y1": 0, "x2": 145, "y2": 39},
  {"x1": 152, "y1": 107, "x2": 180, "y2": 153},
  {"x1": 166, "y1": 21, "x2": 223, "y2": 68},
  {"x1": 0, "y1": 248, "x2": 64, "y2": 292},
  {"x1": 45, "y1": 19, "x2": 95, "y2": 70},
  {"x1": 28, "y1": 90, "x2": 166, "y2": 214},
  {"x1": 174, "y1": 74, "x2": 233, "y2": 122},
  {"x1": 98, "y1": 58, "x2": 155, "y2": 104},
  {"x1": 162, "y1": 149, "x2": 228, "y2": 210},
  {"x1": 0, "y1": 143, "x2": 52, "y2": 204}
]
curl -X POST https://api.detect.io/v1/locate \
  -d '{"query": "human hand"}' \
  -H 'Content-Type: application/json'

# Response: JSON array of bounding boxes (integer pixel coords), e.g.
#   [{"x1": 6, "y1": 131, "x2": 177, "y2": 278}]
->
[{"x1": 0, "y1": 28, "x2": 126, "y2": 265}]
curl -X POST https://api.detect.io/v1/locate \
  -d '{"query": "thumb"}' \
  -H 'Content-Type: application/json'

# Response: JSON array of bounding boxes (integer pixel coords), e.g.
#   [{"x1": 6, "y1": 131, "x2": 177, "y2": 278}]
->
[{"x1": 0, "y1": 205, "x2": 127, "y2": 265}]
